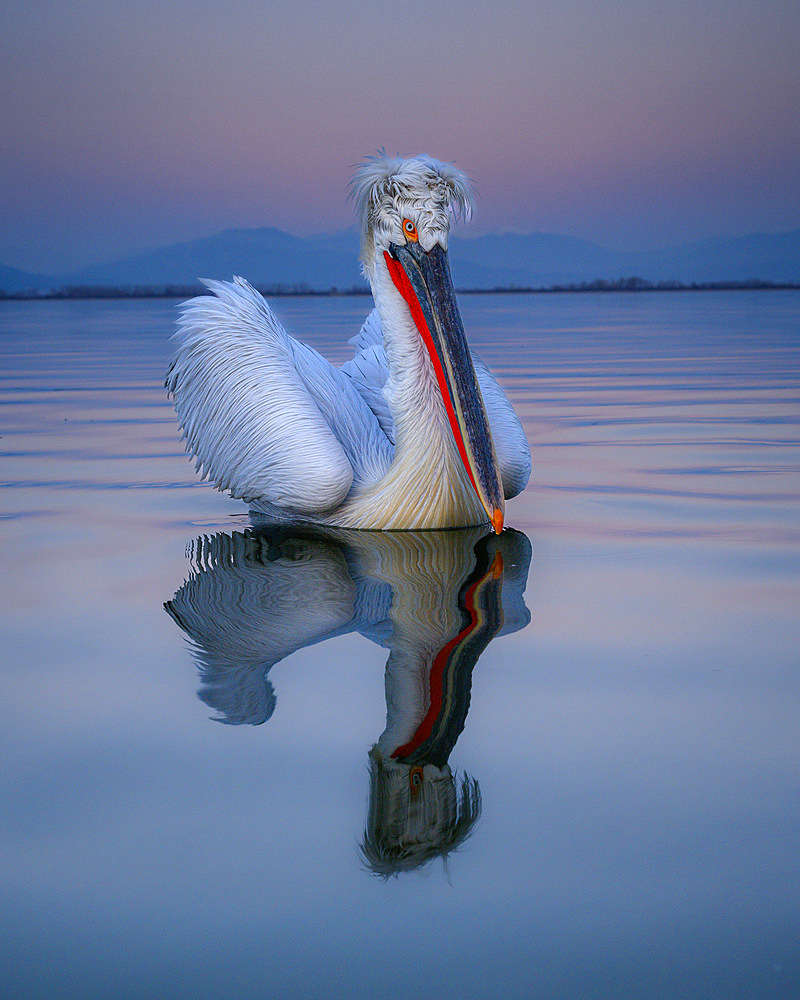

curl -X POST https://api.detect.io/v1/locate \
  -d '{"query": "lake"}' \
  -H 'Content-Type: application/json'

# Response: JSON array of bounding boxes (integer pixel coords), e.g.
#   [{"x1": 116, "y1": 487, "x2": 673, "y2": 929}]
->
[{"x1": 1, "y1": 290, "x2": 799, "y2": 999}]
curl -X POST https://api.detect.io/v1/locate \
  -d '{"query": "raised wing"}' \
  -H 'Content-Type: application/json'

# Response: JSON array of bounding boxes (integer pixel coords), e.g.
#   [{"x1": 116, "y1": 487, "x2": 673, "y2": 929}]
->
[
  {"x1": 341, "y1": 309, "x2": 531, "y2": 499},
  {"x1": 166, "y1": 278, "x2": 392, "y2": 513}
]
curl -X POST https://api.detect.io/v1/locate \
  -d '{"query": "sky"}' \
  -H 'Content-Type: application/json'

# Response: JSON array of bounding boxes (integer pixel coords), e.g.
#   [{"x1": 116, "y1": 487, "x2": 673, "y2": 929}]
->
[{"x1": 2, "y1": 0, "x2": 799, "y2": 273}]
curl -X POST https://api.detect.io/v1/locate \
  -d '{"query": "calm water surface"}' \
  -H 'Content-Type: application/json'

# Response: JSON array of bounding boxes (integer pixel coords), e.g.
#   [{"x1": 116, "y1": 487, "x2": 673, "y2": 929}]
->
[{"x1": 1, "y1": 291, "x2": 799, "y2": 998}]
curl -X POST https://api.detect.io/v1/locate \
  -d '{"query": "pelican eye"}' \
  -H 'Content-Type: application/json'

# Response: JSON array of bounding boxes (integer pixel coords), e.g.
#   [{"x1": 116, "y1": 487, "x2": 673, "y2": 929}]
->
[
  {"x1": 410, "y1": 766, "x2": 424, "y2": 791},
  {"x1": 402, "y1": 218, "x2": 419, "y2": 242}
]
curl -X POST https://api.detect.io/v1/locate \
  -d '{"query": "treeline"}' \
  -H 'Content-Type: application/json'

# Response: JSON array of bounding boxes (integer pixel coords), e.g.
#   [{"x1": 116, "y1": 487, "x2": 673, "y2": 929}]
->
[
  {"x1": 1, "y1": 277, "x2": 799, "y2": 300},
  {"x1": 462, "y1": 277, "x2": 800, "y2": 294}
]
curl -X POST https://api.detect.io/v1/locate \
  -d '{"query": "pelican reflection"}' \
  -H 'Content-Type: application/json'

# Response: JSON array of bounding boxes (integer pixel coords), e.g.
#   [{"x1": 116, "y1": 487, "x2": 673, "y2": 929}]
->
[{"x1": 166, "y1": 523, "x2": 531, "y2": 874}]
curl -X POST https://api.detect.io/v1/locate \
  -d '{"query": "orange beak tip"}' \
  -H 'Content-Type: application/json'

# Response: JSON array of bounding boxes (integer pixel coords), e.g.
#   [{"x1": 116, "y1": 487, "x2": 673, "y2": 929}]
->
[
  {"x1": 490, "y1": 552, "x2": 504, "y2": 579},
  {"x1": 491, "y1": 508, "x2": 504, "y2": 534}
]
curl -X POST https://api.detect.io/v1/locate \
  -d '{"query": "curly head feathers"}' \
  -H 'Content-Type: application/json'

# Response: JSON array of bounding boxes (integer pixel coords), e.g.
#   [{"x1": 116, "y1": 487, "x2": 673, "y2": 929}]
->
[{"x1": 349, "y1": 152, "x2": 476, "y2": 276}]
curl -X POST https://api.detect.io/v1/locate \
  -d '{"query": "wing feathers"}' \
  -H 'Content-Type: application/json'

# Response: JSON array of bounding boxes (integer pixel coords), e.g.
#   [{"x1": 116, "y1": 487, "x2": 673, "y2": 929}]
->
[
  {"x1": 341, "y1": 311, "x2": 395, "y2": 444},
  {"x1": 167, "y1": 277, "x2": 353, "y2": 512},
  {"x1": 288, "y1": 336, "x2": 394, "y2": 485}
]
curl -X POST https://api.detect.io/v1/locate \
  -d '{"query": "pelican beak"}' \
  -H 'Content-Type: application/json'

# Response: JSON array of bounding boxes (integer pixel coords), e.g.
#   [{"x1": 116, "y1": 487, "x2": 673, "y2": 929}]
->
[{"x1": 384, "y1": 242, "x2": 505, "y2": 532}]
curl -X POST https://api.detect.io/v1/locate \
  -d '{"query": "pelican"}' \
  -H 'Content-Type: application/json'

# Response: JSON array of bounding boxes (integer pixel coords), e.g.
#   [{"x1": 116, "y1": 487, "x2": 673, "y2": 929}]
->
[{"x1": 166, "y1": 153, "x2": 530, "y2": 531}]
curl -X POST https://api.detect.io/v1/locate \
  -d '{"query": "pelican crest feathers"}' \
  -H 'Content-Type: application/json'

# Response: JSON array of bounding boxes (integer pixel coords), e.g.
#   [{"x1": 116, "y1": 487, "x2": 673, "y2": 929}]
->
[{"x1": 349, "y1": 152, "x2": 476, "y2": 276}]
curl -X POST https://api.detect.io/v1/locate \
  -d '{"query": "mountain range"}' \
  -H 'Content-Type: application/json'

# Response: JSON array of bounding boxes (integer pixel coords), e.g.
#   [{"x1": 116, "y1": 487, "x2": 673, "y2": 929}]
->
[{"x1": 2, "y1": 226, "x2": 800, "y2": 294}]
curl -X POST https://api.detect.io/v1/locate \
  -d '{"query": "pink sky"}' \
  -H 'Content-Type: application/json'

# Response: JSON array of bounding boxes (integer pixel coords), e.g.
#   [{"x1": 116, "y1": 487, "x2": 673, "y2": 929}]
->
[{"x1": 2, "y1": 0, "x2": 799, "y2": 272}]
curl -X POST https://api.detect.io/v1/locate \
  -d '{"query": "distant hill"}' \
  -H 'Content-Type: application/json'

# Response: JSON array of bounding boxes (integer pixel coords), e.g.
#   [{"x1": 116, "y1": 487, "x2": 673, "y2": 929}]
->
[
  {"x1": 450, "y1": 232, "x2": 626, "y2": 287},
  {"x1": 2, "y1": 226, "x2": 799, "y2": 294},
  {"x1": 0, "y1": 263, "x2": 56, "y2": 294},
  {"x1": 450, "y1": 228, "x2": 800, "y2": 286},
  {"x1": 58, "y1": 227, "x2": 366, "y2": 292},
  {"x1": 632, "y1": 230, "x2": 800, "y2": 284}
]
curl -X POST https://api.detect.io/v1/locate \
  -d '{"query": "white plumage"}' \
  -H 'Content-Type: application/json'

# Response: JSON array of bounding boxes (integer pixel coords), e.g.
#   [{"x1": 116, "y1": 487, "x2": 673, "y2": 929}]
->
[{"x1": 166, "y1": 153, "x2": 530, "y2": 530}]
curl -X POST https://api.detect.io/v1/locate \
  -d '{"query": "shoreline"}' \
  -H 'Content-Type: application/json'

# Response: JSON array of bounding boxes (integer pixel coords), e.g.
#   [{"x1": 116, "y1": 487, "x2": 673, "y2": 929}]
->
[{"x1": 2, "y1": 278, "x2": 799, "y2": 301}]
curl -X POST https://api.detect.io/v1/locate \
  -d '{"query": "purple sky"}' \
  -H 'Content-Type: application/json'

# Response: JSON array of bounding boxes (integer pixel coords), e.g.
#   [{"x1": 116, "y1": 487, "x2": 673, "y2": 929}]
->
[{"x1": 2, "y1": 0, "x2": 799, "y2": 273}]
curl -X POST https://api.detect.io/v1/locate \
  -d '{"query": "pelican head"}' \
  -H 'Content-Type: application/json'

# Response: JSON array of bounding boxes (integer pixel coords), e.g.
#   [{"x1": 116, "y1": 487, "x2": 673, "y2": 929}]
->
[
  {"x1": 349, "y1": 153, "x2": 505, "y2": 533},
  {"x1": 349, "y1": 153, "x2": 475, "y2": 277}
]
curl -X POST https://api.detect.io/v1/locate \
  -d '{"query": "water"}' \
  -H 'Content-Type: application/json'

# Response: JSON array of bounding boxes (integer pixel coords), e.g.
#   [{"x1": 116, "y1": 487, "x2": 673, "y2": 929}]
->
[{"x1": 1, "y1": 291, "x2": 799, "y2": 998}]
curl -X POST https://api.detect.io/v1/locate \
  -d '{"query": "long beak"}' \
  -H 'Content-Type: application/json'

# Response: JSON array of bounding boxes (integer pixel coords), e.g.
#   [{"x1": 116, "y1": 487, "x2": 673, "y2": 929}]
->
[{"x1": 384, "y1": 242, "x2": 504, "y2": 532}]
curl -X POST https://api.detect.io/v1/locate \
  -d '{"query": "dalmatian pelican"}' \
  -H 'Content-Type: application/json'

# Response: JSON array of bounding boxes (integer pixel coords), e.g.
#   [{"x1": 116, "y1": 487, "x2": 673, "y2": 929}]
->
[{"x1": 166, "y1": 153, "x2": 530, "y2": 531}]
